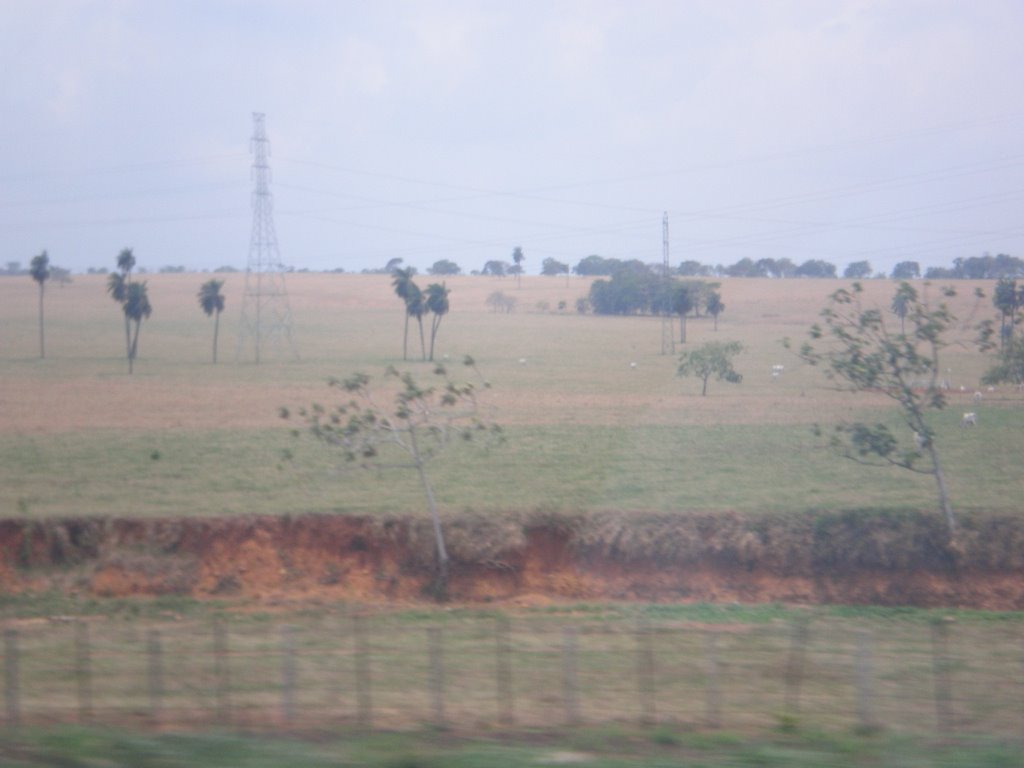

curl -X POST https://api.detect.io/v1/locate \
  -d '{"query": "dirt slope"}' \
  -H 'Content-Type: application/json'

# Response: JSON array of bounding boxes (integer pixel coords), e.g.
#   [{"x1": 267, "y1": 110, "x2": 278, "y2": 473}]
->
[{"x1": 1, "y1": 511, "x2": 1023, "y2": 609}]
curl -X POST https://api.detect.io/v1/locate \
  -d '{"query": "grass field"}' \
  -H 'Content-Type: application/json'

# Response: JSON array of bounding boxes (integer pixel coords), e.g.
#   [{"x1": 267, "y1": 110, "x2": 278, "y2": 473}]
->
[{"x1": 0, "y1": 273, "x2": 1019, "y2": 520}]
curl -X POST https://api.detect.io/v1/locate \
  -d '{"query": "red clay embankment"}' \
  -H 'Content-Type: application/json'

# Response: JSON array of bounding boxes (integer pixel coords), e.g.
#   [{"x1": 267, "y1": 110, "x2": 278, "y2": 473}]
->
[{"x1": 1, "y1": 511, "x2": 1023, "y2": 608}]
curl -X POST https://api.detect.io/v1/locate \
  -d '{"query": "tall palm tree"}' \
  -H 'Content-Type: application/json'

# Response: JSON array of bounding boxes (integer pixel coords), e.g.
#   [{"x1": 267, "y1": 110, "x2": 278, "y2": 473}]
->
[
  {"x1": 406, "y1": 283, "x2": 427, "y2": 361},
  {"x1": 425, "y1": 282, "x2": 450, "y2": 361},
  {"x1": 123, "y1": 281, "x2": 152, "y2": 374},
  {"x1": 392, "y1": 267, "x2": 417, "y2": 360},
  {"x1": 113, "y1": 248, "x2": 136, "y2": 358},
  {"x1": 29, "y1": 251, "x2": 50, "y2": 358},
  {"x1": 512, "y1": 246, "x2": 525, "y2": 288},
  {"x1": 197, "y1": 279, "x2": 226, "y2": 363}
]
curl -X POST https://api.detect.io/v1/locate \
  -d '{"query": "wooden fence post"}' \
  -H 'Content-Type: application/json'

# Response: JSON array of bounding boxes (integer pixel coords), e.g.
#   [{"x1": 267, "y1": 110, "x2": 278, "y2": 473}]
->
[
  {"x1": 784, "y1": 617, "x2": 810, "y2": 719},
  {"x1": 213, "y1": 617, "x2": 230, "y2": 725},
  {"x1": 704, "y1": 630, "x2": 721, "y2": 729},
  {"x1": 428, "y1": 626, "x2": 445, "y2": 726},
  {"x1": 147, "y1": 629, "x2": 163, "y2": 725},
  {"x1": 855, "y1": 628, "x2": 876, "y2": 732},
  {"x1": 562, "y1": 627, "x2": 580, "y2": 725},
  {"x1": 4, "y1": 628, "x2": 19, "y2": 728},
  {"x1": 281, "y1": 625, "x2": 296, "y2": 726},
  {"x1": 75, "y1": 621, "x2": 92, "y2": 724},
  {"x1": 495, "y1": 614, "x2": 513, "y2": 725},
  {"x1": 353, "y1": 614, "x2": 372, "y2": 727},
  {"x1": 636, "y1": 620, "x2": 655, "y2": 724}
]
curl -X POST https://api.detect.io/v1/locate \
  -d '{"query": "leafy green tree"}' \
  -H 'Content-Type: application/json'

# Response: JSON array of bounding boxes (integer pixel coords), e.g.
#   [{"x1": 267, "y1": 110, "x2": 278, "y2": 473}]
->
[
  {"x1": 425, "y1": 282, "x2": 450, "y2": 361},
  {"x1": 891, "y1": 261, "x2": 920, "y2": 280},
  {"x1": 428, "y1": 259, "x2": 461, "y2": 276},
  {"x1": 541, "y1": 258, "x2": 569, "y2": 277},
  {"x1": 705, "y1": 290, "x2": 724, "y2": 331},
  {"x1": 978, "y1": 279, "x2": 1024, "y2": 386},
  {"x1": 672, "y1": 283, "x2": 699, "y2": 343},
  {"x1": 282, "y1": 360, "x2": 501, "y2": 600},
  {"x1": 392, "y1": 267, "x2": 418, "y2": 360},
  {"x1": 481, "y1": 260, "x2": 508, "y2": 277},
  {"x1": 123, "y1": 281, "x2": 152, "y2": 374},
  {"x1": 992, "y1": 278, "x2": 1021, "y2": 349},
  {"x1": 512, "y1": 246, "x2": 525, "y2": 287},
  {"x1": 795, "y1": 259, "x2": 838, "y2": 278},
  {"x1": 844, "y1": 260, "x2": 872, "y2": 279},
  {"x1": 793, "y1": 281, "x2": 958, "y2": 536},
  {"x1": 677, "y1": 341, "x2": 743, "y2": 396},
  {"x1": 197, "y1": 279, "x2": 226, "y2": 363},
  {"x1": 29, "y1": 250, "x2": 50, "y2": 358}
]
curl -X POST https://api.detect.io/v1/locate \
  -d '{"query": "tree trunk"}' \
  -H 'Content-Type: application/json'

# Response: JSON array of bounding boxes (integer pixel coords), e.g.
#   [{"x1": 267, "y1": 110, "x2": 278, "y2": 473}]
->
[
  {"x1": 679, "y1": 313, "x2": 687, "y2": 344},
  {"x1": 429, "y1": 316, "x2": 443, "y2": 362},
  {"x1": 37, "y1": 284, "x2": 45, "y2": 359},
  {"x1": 417, "y1": 317, "x2": 426, "y2": 361},
  {"x1": 129, "y1": 319, "x2": 141, "y2": 375},
  {"x1": 414, "y1": 451, "x2": 448, "y2": 602},
  {"x1": 402, "y1": 314, "x2": 409, "y2": 361},
  {"x1": 701, "y1": 375, "x2": 708, "y2": 396},
  {"x1": 124, "y1": 315, "x2": 132, "y2": 362},
  {"x1": 927, "y1": 442, "x2": 956, "y2": 537},
  {"x1": 212, "y1": 310, "x2": 221, "y2": 364}
]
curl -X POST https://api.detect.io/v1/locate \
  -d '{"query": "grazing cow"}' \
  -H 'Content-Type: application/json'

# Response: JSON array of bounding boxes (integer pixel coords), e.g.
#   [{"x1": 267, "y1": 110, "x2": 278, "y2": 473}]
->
[{"x1": 960, "y1": 412, "x2": 977, "y2": 427}]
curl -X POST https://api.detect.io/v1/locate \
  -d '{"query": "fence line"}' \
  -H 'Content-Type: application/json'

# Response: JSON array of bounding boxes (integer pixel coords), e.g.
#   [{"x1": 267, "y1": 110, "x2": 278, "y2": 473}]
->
[{"x1": 0, "y1": 614, "x2": 1020, "y2": 737}]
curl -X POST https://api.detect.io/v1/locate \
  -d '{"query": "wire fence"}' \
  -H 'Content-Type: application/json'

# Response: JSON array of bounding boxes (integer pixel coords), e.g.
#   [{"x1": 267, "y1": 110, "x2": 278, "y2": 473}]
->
[{"x1": 2, "y1": 612, "x2": 1022, "y2": 736}]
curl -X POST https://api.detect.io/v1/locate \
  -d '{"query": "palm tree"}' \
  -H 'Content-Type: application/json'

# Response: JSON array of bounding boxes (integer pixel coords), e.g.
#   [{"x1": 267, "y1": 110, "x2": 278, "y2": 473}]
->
[
  {"x1": 197, "y1": 279, "x2": 226, "y2": 363},
  {"x1": 113, "y1": 248, "x2": 136, "y2": 358},
  {"x1": 425, "y1": 282, "x2": 450, "y2": 361},
  {"x1": 29, "y1": 251, "x2": 50, "y2": 358},
  {"x1": 891, "y1": 287, "x2": 910, "y2": 335},
  {"x1": 392, "y1": 267, "x2": 417, "y2": 360},
  {"x1": 123, "y1": 281, "x2": 152, "y2": 374},
  {"x1": 512, "y1": 246, "x2": 525, "y2": 288},
  {"x1": 406, "y1": 283, "x2": 427, "y2": 361}
]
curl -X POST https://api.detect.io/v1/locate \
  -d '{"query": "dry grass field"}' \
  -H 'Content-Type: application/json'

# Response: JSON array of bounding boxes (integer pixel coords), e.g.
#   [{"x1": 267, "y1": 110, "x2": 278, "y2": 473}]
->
[{"x1": 0, "y1": 272, "x2": 1019, "y2": 519}]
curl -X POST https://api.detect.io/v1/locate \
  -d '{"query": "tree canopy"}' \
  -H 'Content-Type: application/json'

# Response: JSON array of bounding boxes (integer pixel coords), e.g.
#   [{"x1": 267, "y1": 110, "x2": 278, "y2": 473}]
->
[
  {"x1": 793, "y1": 281, "x2": 958, "y2": 536},
  {"x1": 677, "y1": 340, "x2": 743, "y2": 396}
]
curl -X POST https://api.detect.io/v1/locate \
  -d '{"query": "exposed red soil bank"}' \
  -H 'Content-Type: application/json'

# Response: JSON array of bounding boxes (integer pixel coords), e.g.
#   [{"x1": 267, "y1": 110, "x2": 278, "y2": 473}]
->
[{"x1": 1, "y1": 512, "x2": 1023, "y2": 609}]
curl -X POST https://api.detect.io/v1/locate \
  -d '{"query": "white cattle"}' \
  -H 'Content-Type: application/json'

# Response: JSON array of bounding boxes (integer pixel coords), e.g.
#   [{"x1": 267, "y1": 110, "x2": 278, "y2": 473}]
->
[{"x1": 960, "y1": 412, "x2": 977, "y2": 427}]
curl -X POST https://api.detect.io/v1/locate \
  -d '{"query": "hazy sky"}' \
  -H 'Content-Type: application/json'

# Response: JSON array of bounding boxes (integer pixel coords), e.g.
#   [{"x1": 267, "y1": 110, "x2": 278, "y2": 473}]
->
[{"x1": 3, "y1": 0, "x2": 1023, "y2": 275}]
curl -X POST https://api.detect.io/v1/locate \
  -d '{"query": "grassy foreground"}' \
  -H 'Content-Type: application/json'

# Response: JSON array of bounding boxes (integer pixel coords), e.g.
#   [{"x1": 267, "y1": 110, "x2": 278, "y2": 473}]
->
[
  {"x1": 0, "y1": 273, "x2": 1018, "y2": 520},
  {"x1": 2, "y1": 726, "x2": 1020, "y2": 768}
]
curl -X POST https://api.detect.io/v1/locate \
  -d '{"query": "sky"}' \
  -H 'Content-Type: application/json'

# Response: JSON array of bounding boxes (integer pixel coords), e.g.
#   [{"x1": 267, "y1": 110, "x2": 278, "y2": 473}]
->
[{"x1": 2, "y1": 0, "x2": 1023, "y2": 276}]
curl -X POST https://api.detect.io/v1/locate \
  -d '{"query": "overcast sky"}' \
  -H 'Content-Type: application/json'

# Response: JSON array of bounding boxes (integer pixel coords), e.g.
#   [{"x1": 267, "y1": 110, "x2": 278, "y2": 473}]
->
[{"x1": 3, "y1": 0, "x2": 1023, "y2": 276}]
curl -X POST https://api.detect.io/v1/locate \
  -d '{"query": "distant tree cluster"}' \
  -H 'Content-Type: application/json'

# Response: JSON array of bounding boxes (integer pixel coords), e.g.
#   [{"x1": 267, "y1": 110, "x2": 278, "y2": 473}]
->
[
  {"x1": 924, "y1": 254, "x2": 1024, "y2": 280},
  {"x1": 584, "y1": 264, "x2": 724, "y2": 339},
  {"x1": 552, "y1": 252, "x2": 1018, "y2": 282}
]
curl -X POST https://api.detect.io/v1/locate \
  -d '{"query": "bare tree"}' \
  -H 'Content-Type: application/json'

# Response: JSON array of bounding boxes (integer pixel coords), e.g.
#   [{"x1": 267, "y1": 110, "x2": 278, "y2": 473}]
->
[{"x1": 282, "y1": 359, "x2": 501, "y2": 600}]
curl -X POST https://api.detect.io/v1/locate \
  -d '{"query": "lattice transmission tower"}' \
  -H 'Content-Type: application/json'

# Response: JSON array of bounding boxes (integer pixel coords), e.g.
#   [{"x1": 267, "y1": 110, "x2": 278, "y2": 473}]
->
[
  {"x1": 660, "y1": 211, "x2": 675, "y2": 355},
  {"x1": 237, "y1": 112, "x2": 298, "y2": 364}
]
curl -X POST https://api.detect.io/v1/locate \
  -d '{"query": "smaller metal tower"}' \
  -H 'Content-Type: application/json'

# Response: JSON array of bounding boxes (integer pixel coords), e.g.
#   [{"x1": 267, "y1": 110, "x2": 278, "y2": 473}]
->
[
  {"x1": 237, "y1": 112, "x2": 298, "y2": 364},
  {"x1": 660, "y1": 211, "x2": 675, "y2": 355}
]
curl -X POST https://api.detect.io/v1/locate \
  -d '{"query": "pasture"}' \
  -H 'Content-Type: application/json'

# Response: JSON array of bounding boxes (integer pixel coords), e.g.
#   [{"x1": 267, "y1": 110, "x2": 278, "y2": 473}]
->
[{"x1": 0, "y1": 273, "x2": 1019, "y2": 520}]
